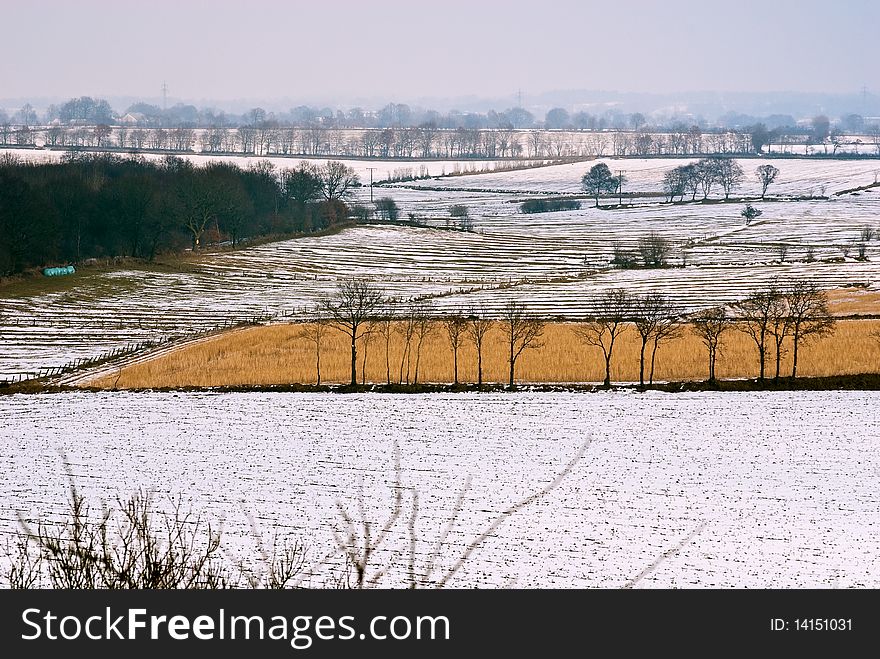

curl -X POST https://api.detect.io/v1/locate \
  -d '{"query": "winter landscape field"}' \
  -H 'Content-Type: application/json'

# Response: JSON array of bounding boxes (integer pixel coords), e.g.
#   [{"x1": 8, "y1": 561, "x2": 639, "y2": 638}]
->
[
  {"x1": 6, "y1": 4, "x2": 880, "y2": 654},
  {"x1": 2, "y1": 390, "x2": 878, "y2": 588},
  {"x1": 2, "y1": 153, "x2": 879, "y2": 380}
]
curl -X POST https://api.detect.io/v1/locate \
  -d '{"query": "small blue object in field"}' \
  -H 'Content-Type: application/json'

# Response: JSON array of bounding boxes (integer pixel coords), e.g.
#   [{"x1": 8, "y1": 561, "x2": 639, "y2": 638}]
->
[{"x1": 42, "y1": 265, "x2": 76, "y2": 277}]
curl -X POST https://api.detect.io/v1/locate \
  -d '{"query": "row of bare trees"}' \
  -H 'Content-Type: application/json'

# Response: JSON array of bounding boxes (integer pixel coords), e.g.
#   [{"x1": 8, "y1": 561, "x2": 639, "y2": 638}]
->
[
  {"x1": 313, "y1": 280, "x2": 545, "y2": 388},
  {"x1": 20, "y1": 123, "x2": 864, "y2": 159},
  {"x1": 310, "y1": 279, "x2": 835, "y2": 388},
  {"x1": 572, "y1": 282, "x2": 834, "y2": 386},
  {"x1": 729, "y1": 279, "x2": 835, "y2": 380}
]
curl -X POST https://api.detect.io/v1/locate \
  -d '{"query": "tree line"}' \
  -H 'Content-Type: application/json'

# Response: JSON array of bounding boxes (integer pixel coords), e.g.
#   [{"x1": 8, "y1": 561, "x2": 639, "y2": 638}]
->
[
  {"x1": 0, "y1": 154, "x2": 359, "y2": 276},
  {"x1": 6, "y1": 122, "x2": 879, "y2": 160},
  {"x1": 312, "y1": 279, "x2": 835, "y2": 388}
]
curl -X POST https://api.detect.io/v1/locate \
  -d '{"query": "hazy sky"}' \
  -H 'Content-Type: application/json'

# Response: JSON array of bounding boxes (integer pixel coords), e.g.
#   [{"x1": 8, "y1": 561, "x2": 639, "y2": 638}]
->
[{"x1": 2, "y1": 0, "x2": 877, "y2": 105}]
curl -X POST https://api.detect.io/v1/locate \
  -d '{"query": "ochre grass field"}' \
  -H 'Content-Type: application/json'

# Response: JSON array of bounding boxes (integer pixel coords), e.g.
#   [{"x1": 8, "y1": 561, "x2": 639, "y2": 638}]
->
[{"x1": 93, "y1": 317, "x2": 880, "y2": 388}]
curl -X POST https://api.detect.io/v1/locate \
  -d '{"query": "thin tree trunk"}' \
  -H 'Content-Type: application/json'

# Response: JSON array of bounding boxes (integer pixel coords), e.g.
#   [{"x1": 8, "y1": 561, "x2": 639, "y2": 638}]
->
[
  {"x1": 316, "y1": 343, "x2": 321, "y2": 386},
  {"x1": 413, "y1": 336, "x2": 423, "y2": 384},
  {"x1": 362, "y1": 340, "x2": 368, "y2": 385},
  {"x1": 649, "y1": 338, "x2": 659, "y2": 385},
  {"x1": 385, "y1": 334, "x2": 391, "y2": 384},
  {"x1": 508, "y1": 338, "x2": 515, "y2": 388},
  {"x1": 350, "y1": 335, "x2": 357, "y2": 386},
  {"x1": 477, "y1": 343, "x2": 483, "y2": 388},
  {"x1": 639, "y1": 338, "x2": 647, "y2": 388},
  {"x1": 791, "y1": 329, "x2": 800, "y2": 378},
  {"x1": 758, "y1": 332, "x2": 766, "y2": 380},
  {"x1": 399, "y1": 336, "x2": 410, "y2": 384},
  {"x1": 603, "y1": 350, "x2": 612, "y2": 388},
  {"x1": 453, "y1": 347, "x2": 459, "y2": 385}
]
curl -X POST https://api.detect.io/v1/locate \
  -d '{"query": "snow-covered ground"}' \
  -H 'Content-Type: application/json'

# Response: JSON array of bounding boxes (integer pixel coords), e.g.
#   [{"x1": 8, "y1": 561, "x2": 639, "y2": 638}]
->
[
  {"x1": 395, "y1": 157, "x2": 880, "y2": 196},
  {"x1": 1, "y1": 390, "x2": 878, "y2": 588}
]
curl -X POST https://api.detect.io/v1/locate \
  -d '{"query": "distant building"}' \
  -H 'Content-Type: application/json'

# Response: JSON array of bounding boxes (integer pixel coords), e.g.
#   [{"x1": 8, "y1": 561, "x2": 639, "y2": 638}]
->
[{"x1": 118, "y1": 112, "x2": 146, "y2": 126}]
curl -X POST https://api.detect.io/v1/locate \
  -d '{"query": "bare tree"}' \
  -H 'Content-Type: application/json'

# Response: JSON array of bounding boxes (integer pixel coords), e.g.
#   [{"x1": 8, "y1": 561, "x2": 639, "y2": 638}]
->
[
  {"x1": 411, "y1": 306, "x2": 435, "y2": 385},
  {"x1": 321, "y1": 280, "x2": 384, "y2": 386},
  {"x1": 443, "y1": 312, "x2": 468, "y2": 385},
  {"x1": 632, "y1": 293, "x2": 680, "y2": 388},
  {"x1": 648, "y1": 307, "x2": 681, "y2": 386},
  {"x1": 856, "y1": 226, "x2": 874, "y2": 260},
  {"x1": 785, "y1": 280, "x2": 836, "y2": 378},
  {"x1": 175, "y1": 175, "x2": 223, "y2": 250},
  {"x1": 769, "y1": 294, "x2": 792, "y2": 381},
  {"x1": 870, "y1": 124, "x2": 880, "y2": 156},
  {"x1": 755, "y1": 164, "x2": 780, "y2": 200},
  {"x1": 296, "y1": 320, "x2": 331, "y2": 385},
  {"x1": 374, "y1": 197, "x2": 399, "y2": 221},
  {"x1": 731, "y1": 286, "x2": 781, "y2": 381},
  {"x1": 637, "y1": 232, "x2": 671, "y2": 267},
  {"x1": 396, "y1": 306, "x2": 418, "y2": 384},
  {"x1": 714, "y1": 157, "x2": 744, "y2": 200},
  {"x1": 500, "y1": 301, "x2": 545, "y2": 389},
  {"x1": 319, "y1": 161, "x2": 359, "y2": 200},
  {"x1": 449, "y1": 204, "x2": 470, "y2": 231},
  {"x1": 372, "y1": 309, "x2": 396, "y2": 385},
  {"x1": 574, "y1": 288, "x2": 631, "y2": 387},
  {"x1": 466, "y1": 312, "x2": 493, "y2": 388},
  {"x1": 359, "y1": 328, "x2": 377, "y2": 385},
  {"x1": 663, "y1": 167, "x2": 687, "y2": 202},
  {"x1": 695, "y1": 158, "x2": 716, "y2": 199},
  {"x1": 690, "y1": 307, "x2": 731, "y2": 383},
  {"x1": 681, "y1": 163, "x2": 701, "y2": 201}
]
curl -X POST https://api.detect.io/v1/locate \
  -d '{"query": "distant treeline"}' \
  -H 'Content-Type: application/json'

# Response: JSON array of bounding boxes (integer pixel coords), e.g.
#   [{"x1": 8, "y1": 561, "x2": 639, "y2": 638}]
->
[{"x1": 0, "y1": 153, "x2": 356, "y2": 276}]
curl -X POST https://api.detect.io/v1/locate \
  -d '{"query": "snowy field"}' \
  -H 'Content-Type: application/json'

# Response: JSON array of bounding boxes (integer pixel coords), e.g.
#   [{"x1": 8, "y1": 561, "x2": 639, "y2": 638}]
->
[
  {"x1": 1, "y1": 390, "x2": 879, "y2": 588},
  {"x1": 395, "y1": 157, "x2": 880, "y2": 196},
  {"x1": 2, "y1": 153, "x2": 879, "y2": 378}
]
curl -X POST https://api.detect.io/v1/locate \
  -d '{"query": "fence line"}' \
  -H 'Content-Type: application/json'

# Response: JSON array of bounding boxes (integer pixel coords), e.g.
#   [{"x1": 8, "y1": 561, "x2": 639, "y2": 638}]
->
[{"x1": 0, "y1": 308, "x2": 286, "y2": 387}]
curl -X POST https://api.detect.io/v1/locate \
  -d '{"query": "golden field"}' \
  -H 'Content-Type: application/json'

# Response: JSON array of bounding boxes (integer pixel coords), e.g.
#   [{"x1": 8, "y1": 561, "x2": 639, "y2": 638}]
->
[{"x1": 92, "y1": 317, "x2": 880, "y2": 388}]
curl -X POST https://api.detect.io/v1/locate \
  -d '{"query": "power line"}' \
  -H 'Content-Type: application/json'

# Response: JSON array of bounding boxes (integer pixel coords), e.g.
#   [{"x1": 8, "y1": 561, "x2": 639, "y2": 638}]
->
[
  {"x1": 365, "y1": 167, "x2": 377, "y2": 203},
  {"x1": 161, "y1": 82, "x2": 168, "y2": 112}
]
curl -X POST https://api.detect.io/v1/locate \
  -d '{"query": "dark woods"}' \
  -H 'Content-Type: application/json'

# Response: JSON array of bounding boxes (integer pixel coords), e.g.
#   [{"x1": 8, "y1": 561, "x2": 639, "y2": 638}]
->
[{"x1": 0, "y1": 153, "x2": 353, "y2": 276}]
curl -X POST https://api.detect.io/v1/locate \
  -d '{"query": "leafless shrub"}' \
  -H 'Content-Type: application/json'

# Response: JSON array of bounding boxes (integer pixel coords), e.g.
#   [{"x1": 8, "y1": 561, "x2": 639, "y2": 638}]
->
[
  {"x1": 4, "y1": 459, "x2": 306, "y2": 589},
  {"x1": 332, "y1": 439, "x2": 591, "y2": 589},
  {"x1": 637, "y1": 232, "x2": 671, "y2": 267}
]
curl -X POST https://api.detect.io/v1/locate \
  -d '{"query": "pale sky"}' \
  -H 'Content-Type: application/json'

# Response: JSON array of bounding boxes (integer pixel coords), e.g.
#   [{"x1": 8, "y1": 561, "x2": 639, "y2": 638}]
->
[{"x1": 2, "y1": 0, "x2": 877, "y2": 105}]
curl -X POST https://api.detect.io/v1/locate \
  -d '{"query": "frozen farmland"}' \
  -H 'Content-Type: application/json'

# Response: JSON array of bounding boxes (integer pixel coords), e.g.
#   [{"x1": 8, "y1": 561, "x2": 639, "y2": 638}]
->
[
  {"x1": 1, "y1": 155, "x2": 879, "y2": 378},
  {"x1": 1, "y1": 390, "x2": 879, "y2": 588}
]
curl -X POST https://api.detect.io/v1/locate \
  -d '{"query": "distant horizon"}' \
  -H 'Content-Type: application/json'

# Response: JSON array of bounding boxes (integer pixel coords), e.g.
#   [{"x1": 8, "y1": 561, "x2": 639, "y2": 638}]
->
[{"x1": 2, "y1": 88, "x2": 879, "y2": 122}]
